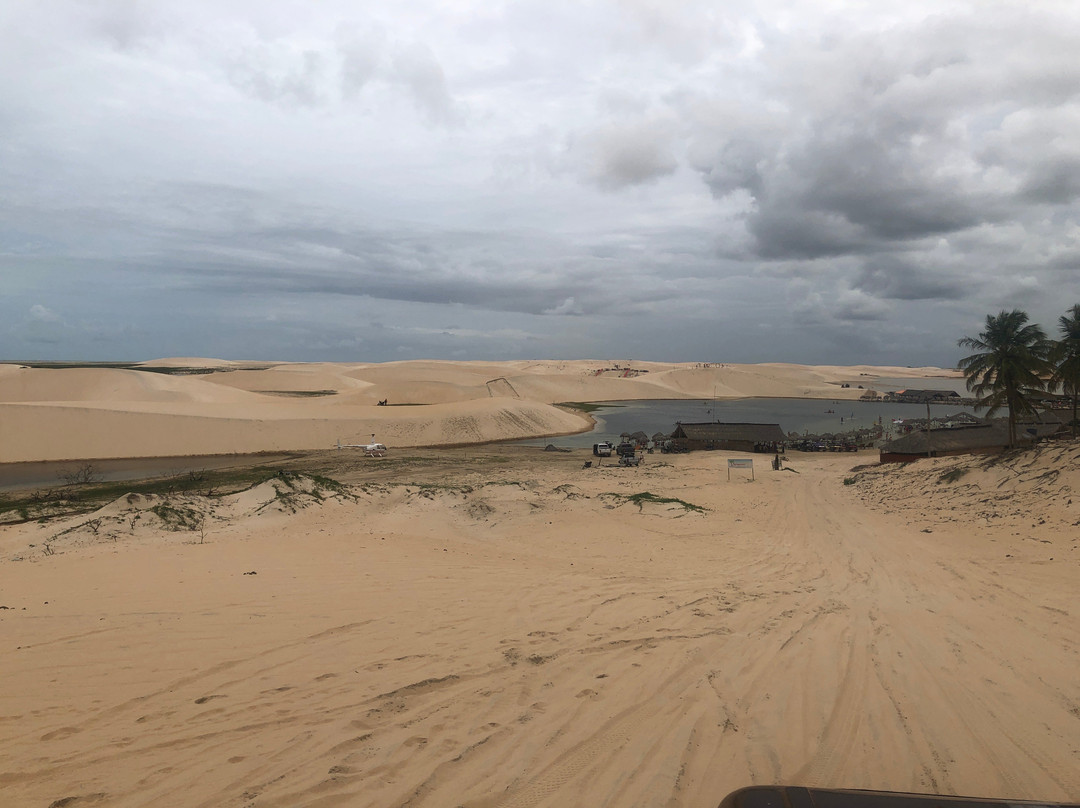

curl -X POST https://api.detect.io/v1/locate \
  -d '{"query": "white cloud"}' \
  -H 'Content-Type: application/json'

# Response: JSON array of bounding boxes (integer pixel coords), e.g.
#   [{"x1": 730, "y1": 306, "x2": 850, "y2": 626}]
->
[
  {"x1": 543, "y1": 297, "x2": 582, "y2": 316},
  {"x1": 29, "y1": 304, "x2": 62, "y2": 323}
]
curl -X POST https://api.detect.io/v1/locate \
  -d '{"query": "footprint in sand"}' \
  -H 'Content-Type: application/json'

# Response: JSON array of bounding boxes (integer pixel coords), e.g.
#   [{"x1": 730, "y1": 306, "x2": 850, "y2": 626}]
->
[
  {"x1": 41, "y1": 726, "x2": 81, "y2": 741},
  {"x1": 47, "y1": 795, "x2": 108, "y2": 808}
]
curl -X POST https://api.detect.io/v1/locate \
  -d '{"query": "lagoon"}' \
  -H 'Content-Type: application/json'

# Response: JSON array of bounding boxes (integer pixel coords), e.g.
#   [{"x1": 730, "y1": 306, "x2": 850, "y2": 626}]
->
[{"x1": 517, "y1": 397, "x2": 984, "y2": 449}]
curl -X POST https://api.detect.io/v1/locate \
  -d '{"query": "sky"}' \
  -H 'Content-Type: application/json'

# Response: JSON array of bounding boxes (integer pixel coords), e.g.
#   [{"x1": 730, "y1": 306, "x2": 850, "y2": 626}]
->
[{"x1": 3, "y1": 0, "x2": 1080, "y2": 366}]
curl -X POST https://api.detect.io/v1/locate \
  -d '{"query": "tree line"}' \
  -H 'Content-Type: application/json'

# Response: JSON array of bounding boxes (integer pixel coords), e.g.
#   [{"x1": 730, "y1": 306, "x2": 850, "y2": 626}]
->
[{"x1": 957, "y1": 305, "x2": 1080, "y2": 446}]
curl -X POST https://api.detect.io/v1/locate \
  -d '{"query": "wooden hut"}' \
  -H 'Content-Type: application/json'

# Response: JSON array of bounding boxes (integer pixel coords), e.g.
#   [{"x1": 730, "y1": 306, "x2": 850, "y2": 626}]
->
[
  {"x1": 879, "y1": 419, "x2": 1063, "y2": 463},
  {"x1": 883, "y1": 389, "x2": 962, "y2": 404},
  {"x1": 670, "y1": 422, "x2": 786, "y2": 453}
]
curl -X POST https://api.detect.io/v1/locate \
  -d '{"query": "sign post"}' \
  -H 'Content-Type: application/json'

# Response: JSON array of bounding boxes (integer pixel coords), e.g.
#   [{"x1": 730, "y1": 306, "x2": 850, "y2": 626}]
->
[{"x1": 727, "y1": 458, "x2": 754, "y2": 481}]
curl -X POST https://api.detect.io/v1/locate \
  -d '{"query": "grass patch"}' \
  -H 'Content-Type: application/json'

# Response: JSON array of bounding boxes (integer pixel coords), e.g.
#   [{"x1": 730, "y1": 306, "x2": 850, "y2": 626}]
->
[
  {"x1": 392, "y1": 482, "x2": 476, "y2": 495},
  {"x1": 306, "y1": 473, "x2": 352, "y2": 496},
  {"x1": 151, "y1": 503, "x2": 203, "y2": 531},
  {"x1": 606, "y1": 491, "x2": 706, "y2": 513},
  {"x1": 556, "y1": 402, "x2": 613, "y2": 413},
  {"x1": 12, "y1": 361, "x2": 274, "y2": 375},
  {"x1": 0, "y1": 466, "x2": 302, "y2": 525},
  {"x1": 257, "y1": 389, "x2": 337, "y2": 397},
  {"x1": 938, "y1": 467, "x2": 970, "y2": 483}
]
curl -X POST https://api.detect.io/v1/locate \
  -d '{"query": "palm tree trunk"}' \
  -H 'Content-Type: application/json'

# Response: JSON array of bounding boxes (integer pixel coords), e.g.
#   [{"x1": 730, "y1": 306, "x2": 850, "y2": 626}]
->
[{"x1": 1006, "y1": 392, "x2": 1015, "y2": 447}]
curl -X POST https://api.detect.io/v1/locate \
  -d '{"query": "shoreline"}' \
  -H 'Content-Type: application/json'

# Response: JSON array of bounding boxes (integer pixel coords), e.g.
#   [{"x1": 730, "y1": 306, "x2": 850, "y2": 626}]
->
[{"x1": 0, "y1": 360, "x2": 962, "y2": 465}]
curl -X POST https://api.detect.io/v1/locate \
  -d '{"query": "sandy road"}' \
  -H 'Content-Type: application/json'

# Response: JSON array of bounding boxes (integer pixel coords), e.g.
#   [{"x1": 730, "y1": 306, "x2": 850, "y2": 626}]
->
[{"x1": 0, "y1": 451, "x2": 1076, "y2": 807}]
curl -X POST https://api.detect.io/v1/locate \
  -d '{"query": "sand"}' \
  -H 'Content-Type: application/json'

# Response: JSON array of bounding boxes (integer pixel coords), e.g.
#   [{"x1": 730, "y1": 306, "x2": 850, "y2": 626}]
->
[
  {"x1": 1, "y1": 441, "x2": 1078, "y2": 807},
  {"x1": 1, "y1": 359, "x2": 1076, "y2": 807},
  {"x1": 0, "y1": 359, "x2": 957, "y2": 462}
]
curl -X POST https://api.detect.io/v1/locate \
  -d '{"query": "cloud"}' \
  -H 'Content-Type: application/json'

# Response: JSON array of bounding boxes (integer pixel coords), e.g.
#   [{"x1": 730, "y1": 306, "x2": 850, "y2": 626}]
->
[
  {"x1": 686, "y1": 7, "x2": 1079, "y2": 263},
  {"x1": 389, "y1": 42, "x2": 459, "y2": 126},
  {"x1": 336, "y1": 24, "x2": 386, "y2": 98},
  {"x1": 3, "y1": 1, "x2": 1080, "y2": 365},
  {"x1": 543, "y1": 297, "x2": 582, "y2": 315},
  {"x1": 853, "y1": 256, "x2": 967, "y2": 301},
  {"x1": 569, "y1": 117, "x2": 679, "y2": 190},
  {"x1": 29, "y1": 304, "x2": 61, "y2": 323},
  {"x1": 833, "y1": 291, "x2": 891, "y2": 322},
  {"x1": 227, "y1": 44, "x2": 329, "y2": 108},
  {"x1": 11, "y1": 305, "x2": 70, "y2": 345}
]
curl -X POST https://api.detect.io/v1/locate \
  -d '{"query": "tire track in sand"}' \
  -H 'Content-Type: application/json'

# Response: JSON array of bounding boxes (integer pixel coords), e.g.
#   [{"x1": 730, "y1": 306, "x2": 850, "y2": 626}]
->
[
  {"x1": 790, "y1": 616, "x2": 870, "y2": 785},
  {"x1": 473, "y1": 703, "x2": 644, "y2": 808}
]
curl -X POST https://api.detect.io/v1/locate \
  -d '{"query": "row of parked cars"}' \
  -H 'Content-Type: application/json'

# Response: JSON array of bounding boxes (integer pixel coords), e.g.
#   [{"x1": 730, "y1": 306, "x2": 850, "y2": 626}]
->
[{"x1": 591, "y1": 441, "x2": 645, "y2": 465}]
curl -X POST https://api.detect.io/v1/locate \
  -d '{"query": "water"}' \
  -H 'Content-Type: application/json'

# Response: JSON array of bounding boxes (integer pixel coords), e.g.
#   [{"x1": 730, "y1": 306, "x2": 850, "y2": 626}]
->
[{"x1": 517, "y1": 397, "x2": 985, "y2": 448}]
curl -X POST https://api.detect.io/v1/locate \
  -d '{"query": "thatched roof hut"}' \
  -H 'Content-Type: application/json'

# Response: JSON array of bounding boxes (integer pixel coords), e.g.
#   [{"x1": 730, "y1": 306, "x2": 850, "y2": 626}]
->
[
  {"x1": 671, "y1": 422, "x2": 786, "y2": 452},
  {"x1": 880, "y1": 419, "x2": 1063, "y2": 462}
]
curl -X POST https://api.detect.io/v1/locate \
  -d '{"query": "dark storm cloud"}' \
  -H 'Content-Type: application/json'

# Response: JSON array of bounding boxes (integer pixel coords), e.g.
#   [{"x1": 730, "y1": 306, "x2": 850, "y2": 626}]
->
[
  {"x1": 696, "y1": 97, "x2": 996, "y2": 262},
  {"x1": 1017, "y1": 157, "x2": 1080, "y2": 205},
  {"x1": 853, "y1": 256, "x2": 967, "y2": 302},
  {"x1": 689, "y1": 7, "x2": 1080, "y2": 269},
  {"x1": 157, "y1": 219, "x2": 699, "y2": 317}
]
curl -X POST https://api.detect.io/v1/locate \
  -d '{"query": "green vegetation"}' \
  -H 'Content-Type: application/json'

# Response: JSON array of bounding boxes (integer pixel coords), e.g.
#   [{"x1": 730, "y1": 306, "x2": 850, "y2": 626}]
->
[
  {"x1": 13, "y1": 361, "x2": 218, "y2": 375},
  {"x1": 957, "y1": 303, "x2": 1080, "y2": 445},
  {"x1": 395, "y1": 482, "x2": 475, "y2": 494},
  {"x1": 12, "y1": 361, "x2": 276, "y2": 375},
  {"x1": 257, "y1": 389, "x2": 337, "y2": 397},
  {"x1": 938, "y1": 468, "x2": 969, "y2": 483},
  {"x1": 605, "y1": 491, "x2": 706, "y2": 513},
  {"x1": 265, "y1": 471, "x2": 356, "y2": 511},
  {"x1": 151, "y1": 503, "x2": 203, "y2": 531},
  {"x1": 556, "y1": 402, "x2": 613, "y2": 413},
  {"x1": 0, "y1": 466, "x2": 312, "y2": 525},
  {"x1": 306, "y1": 473, "x2": 353, "y2": 497},
  {"x1": 1051, "y1": 304, "x2": 1080, "y2": 437},
  {"x1": 958, "y1": 309, "x2": 1055, "y2": 447}
]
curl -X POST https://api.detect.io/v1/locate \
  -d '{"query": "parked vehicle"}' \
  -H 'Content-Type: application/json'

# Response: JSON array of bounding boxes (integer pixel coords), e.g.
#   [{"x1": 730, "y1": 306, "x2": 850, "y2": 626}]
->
[
  {"x1": 593, "y1": 442, "x2": 613, "y2": 457},
  {"x1": 616, "y1": 442, "x2": 641, "y2": 466}
]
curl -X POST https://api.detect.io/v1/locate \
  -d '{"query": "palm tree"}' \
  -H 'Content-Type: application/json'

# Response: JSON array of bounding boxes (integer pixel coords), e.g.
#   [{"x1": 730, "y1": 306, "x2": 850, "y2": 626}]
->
[
  {"x1": 957, "y1": 310, "x2": 1054, "y2": 447},
  {"x1": 1051, "y1": 303, "x2": 1080, "y2": 437}
]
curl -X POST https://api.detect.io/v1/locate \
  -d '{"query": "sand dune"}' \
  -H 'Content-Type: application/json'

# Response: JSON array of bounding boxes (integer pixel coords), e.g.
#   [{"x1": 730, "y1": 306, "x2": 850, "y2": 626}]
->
[
  {"x1": 0, "y1": 444, "x2": 1076, "y2": 807},
  {"x1": 0, "y1": 397, "x2": 587, "y2": 462},
  {"x1": 0, "y1": 360, "x2": 962, "y2": 463},
  {"x1": 0, "y1": 366, "x2": 266, "y2": 405}
]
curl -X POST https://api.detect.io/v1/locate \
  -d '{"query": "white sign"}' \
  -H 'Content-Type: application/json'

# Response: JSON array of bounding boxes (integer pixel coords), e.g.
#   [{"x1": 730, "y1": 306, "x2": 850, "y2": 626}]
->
[{"x1": 727, "y1": 458, "x2": 754, "y2": 480}]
